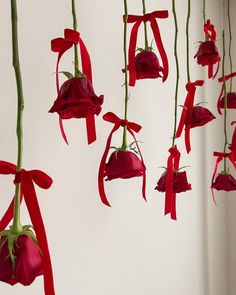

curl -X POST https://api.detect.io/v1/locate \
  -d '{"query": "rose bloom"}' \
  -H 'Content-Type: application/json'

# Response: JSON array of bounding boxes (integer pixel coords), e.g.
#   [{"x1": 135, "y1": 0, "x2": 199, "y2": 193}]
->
[
  {"x1": 49, "y1": 77, "x2": 104, "y2": 119},
  {"x1": 0, "y1": 235, "x2": 43, "y2": 286},
  {"x1": 194, "y1": 41, "x2": 220, "y2": 66},
  {"x1": 155, "y1": 171, "x2": 191, "y2": 193},
  {"x1": 104, "y1": 150, "x2": 146, "y2": 181},
  {"x1": 135, "y1": 50, "x2": 163, "y2": 80},
  {"x1": 219, "y1": 92, "x2": 236, "y2": 110},
  {"x1": 190, "y1": 106, "x2": 215, "y2": 128},
  {"x1": 211, "y1": 173, "x2": 236, "y2": 191}
]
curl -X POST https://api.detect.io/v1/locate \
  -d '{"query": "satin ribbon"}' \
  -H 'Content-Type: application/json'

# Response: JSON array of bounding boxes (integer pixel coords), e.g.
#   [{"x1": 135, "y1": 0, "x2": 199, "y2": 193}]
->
[
  {"x1": 230, "y1": 121, "x2": 236, "y2": 152},
  {"x1": 0, "y1": 161, "x2": 55, "y2": 295},
  {"x1": 203, "y1": 19, "x2": 220, "y2": 79},
  {"x1": 164, "y1": 146, "x2": 180, "y2": 220},
  {"x1": 217, "y1": 72, "x2": 236, "y2": 114},
  {"x1": 124, "y1": 10, "x2": 169, "y2": 86},
  {"x1": 51, "y1": 28, "x2": 96, "y2": 145},
  {"x1": 175, "y1": 80, "x2": 204, "y2": 154},
  {"x1": 211, "y1": 152, "x2": 236, "y2": 205},
  {"x1": 98, "y1": 112, "x2": 146, "y2": 207}
]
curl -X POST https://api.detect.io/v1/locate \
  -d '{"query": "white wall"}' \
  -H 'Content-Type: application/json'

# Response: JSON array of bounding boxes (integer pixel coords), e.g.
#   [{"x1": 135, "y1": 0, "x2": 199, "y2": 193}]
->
[{"x1": 0, "y1": 1, "x2": 230, "y2": 295}]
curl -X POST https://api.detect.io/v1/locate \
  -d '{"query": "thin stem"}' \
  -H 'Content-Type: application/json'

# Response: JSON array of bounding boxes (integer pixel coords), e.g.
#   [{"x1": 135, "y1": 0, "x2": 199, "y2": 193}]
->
[
  {"x1": 142, "y1": 0, "x2": 149, "y2": 50},
  {"x1": 186, "y1": 0, "x2": 191, "y2": 82},
  {"x1": 203, "y1": 0, "x2": 206, "y2": 25},
  {"x1": 171, "y1": 0, "x2": 179, "y2": 147},
  {"x1": 11, "y1": 0, "x2": 23, "y2": 234},
  {"x1": 72, "y1": 0, "x2": 79, "y2": 76},
  {"x1": 222, "y1": 31, "x2": 228, "y2": 173},
  {"x1": 121, "y1": 0, "x2": 129, "y2": 150},
  {"x1": 228, "y1": 0, "x2": 233, "y2": 91}
]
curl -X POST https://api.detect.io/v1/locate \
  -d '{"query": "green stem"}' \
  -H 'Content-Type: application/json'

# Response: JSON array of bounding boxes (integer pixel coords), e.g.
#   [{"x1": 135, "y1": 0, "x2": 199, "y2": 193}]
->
[
  {"x1": 222, "y1": 31, "x2": 228, "y2": 173},
  {"x1": 121, "y1": 0, "x2": 129, "y2": 150},
  {"x1": 171, "y1": 0, "x2": 179, "y2": 147},
  {"x1": 72, "y1": 0, "x2": 79, "y2": 76},
  {"x1": 203, "y1": 0, "x2": 206, "y2": 25},
  {"x1": 11, "y1": 0, "x2": 23, "y2": 234},
  {"x1": 228, "y1": 0, "x2": 233, "y2": 92},
  {"x1": 186, "y1": 0, "x2": 191, "y2": 82},
  {"x1": 142, "y1": 0, "x2": 149, "y2": 50}
]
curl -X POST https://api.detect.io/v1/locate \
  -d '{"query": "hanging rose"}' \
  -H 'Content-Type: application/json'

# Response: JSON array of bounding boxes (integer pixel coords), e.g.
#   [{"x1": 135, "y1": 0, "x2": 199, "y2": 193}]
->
[
  {"x1": 194, "y1": 20, "x2": 220, "y2": 79},
  {"x1": 155, "y1": 146, "x2": 191, "y2": 220},
  {"x1": 0, "y1": 234, "x2": 43, "y2": 286},
  {"x1": 124, "y1": 10, "x2": 169, "y2": 86},
  {"x1": 217, "y1": 72, "x2": 236, "y2": 113},
  {"x1": 98, "y1": 112, "x2": 146, "y2": 207},
  {"x1": 229, "y1": 122, "x2": 236, "y2": 152},
  {"x1": 211, "y1": 173, "x2": 236, "y2": 191},
  {"x1": 50, "y1": 29, "x2": 104, "y2": 144},
  {"x1": 190, "y1": 105, "x2": 215, "y2": 128}
]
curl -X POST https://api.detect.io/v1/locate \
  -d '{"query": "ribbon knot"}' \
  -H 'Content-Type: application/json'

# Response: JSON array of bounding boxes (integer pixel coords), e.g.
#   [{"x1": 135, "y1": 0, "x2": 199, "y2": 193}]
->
[
  {"x1": 176, "y1": 80, "x2": 204, "y2": 153},
  {"x1": 0, "y1": 161, "x2": 55, "y2": 295},
  {"x1": 98, "y1": 112, "x2": 146, "y2": 206},
  {"x1": 124, "y1": 10, "x2": 169, "y2": 86}
]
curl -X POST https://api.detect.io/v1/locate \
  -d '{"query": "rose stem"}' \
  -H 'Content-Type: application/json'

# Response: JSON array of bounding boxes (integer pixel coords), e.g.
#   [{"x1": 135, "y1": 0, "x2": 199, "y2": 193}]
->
[
  {"x1": 186, "y1": 0, "x2": 191, "y2": 82},
  {"x1": 228, "y1": 0, "x2": 233, "y2": 92},
  {"x1": 11, "y1": 0, "x2": 23, "y2": 234},
  {"x1": 203, "y1": 0, "x2": 206, "y2": 25},
  {"x1": 72, "y1": 0, "x2": 79, "y2": 76},
  {"x1": 142, "y1": 0, "x2": 149, "y2": 50},
  {"x1": 121, "y1": 0, "x2": 129, "y2": 150},
  {"x1": 171, "y1": 0, "x2": 179, "y2": 148},
  {"x1": 222, "y1": 31, "x2": 229, "y2": 173}
]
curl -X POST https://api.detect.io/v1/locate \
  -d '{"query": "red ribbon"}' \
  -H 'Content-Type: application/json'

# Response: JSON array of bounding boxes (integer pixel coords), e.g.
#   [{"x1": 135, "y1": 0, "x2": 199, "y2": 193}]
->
[
  {"x1": 203, "y1": 19, "x2": 220, "y2": 79},
  {"x1": 230, "y1": 121, "x2": 236, "y2": 152},
  {"x1": 51, "y1": 28, "x2": 96, "y2": 145},
  {"x1": 98, "y1": 112, "x2": 146, "y2": 207},
  {"x1": 217, "y1": 72, "x2": 236, "y2": 114},
  {"x1": 175, "y1": 80, "x2": 204, "y2": 154},
  {"x1": 165, "y1": 146, "x2": 180, "y2": 220},
  {"x1": 211, "y1": 152, "x2": 236, "y2": 205},
  {"x1": 124, "y1": 10, "x2": 169, "y2": 86},
  {"x1": 0, "y1": 161, "x2": 55, "y2": 295}
]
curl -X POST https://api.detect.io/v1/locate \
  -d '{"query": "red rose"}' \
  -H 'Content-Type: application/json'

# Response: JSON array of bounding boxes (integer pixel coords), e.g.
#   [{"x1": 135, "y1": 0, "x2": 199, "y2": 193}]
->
[
  {"x1": 155, "y1": 171, "x2": 191, "y2": 193},
  {"x1": 211, "y1": 173, "x2": 236, "y2": 191},
  {"x1": 135, "y1": 50, "x2": 163, "y2": 80},
  {"x1": 219, "y1": 92, "x2": 236, "y2": 110},
  {"x1": 0, "y1": 235, "x2": 43, "y2": 286},
  {"x1": 104, "y1": 151, "x2": 146, "y2": 181},
  {"x1": 194, "y1": 41, "x2": 220, "y2": 66},
  {"x1": 49, "y1": 77, "x2": 103, "y2": 119},
  {"x1": 190, "y1": 105, "x2": 215, "y2": 128}
]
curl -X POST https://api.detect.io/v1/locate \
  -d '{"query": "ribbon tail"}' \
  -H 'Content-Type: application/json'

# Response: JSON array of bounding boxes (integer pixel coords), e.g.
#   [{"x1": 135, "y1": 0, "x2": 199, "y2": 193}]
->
[
  {"x1": 170, "y1": 193, "x2": 177, "y2": 220},
  {"x1": 59, "y1": 116, "x2": 69, "y2": 145},
  {"x1": 98, "y1": 125, "x2": 120, "y2": 206},
  {"x1": 150, "y1": 19, "x2": 169, "y2": 82},
  {"x1": 208, "y1": 64, "x2": 213, "y2": 79},
  {"x1": 176, "y1": 108, "x2": 187, "y2": 138},
  {"x1": 213, "y1": 60, "x2": 220, "y2": 79},
  {"x1": 22, "y1": 175, "x2": 55, "y2": 295},
  {"x1": 217, "y1": 84, "x2": 224, "y2": 115},
  {"x1": 78, "y1": 38, "x2": 92, "y2": 83},
  {"x1": 165, "y1": 156, "x2": 173, "y2": 216},
  {"x1": 86, "y1": 115, "x2": 96, "y2": 145},
  {"x1": 185, "y1": 125, "x2": 191, "y2": 154},
  {"x1": 128, "y1": 21, "x2": 142, "y2": 87}
]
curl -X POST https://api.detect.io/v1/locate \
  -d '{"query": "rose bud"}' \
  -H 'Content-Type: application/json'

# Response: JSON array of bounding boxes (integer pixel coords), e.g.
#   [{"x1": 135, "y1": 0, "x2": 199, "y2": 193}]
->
[
  {"x1": 218, "y1": 92, "x2": 236, "y2": 110},
  {"x1": 49, "y1": 77, "x2": 104, "y2": 119},
  {"x1": 190, "y1": 105, "x2": 215, "y2": 128},
  {"x1": 104, "y1": 150, "x2": 146, "y2": 181},
  {"x1": 155, "y1": 171, "x2": 191, "y2": 193},
  {"x1": 0, "y1": 235, "x2": 43, "y2": 286},
  {"x1": 194, "y1": 41, "x2": 220, "y2": 67},
  {"x1": 211, "y1": 173, "x2": 236, "y2": 191},
  {"x1": 135, "y1": 50, "x2": 163, "y2": 81}
]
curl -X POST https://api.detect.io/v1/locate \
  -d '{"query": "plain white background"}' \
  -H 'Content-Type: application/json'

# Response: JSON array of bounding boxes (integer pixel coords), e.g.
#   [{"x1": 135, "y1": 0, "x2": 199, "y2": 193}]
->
[{"x1": 0, "y1": 0, "x2": 235, "y2": 294}]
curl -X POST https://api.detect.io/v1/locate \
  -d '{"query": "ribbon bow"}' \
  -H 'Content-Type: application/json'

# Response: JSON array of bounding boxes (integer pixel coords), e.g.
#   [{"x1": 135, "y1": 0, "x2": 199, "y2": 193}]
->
[
  {"x1": 203, "y1": 19, "x2": 220, "y2": 79},
  {"x1": 124, "y1": 10, "x2": 169, "y2": 86},
  {"x1": 211, "y1": 152, "x2": 236, "y2": 205},
  {"x1": 98, "y1": 112, "x2": 146, "y2": 207},
  {"x1": 175, "y1": 80, "x2": 204, "y2": 154},
  {"x1": 217, "y1": 72, "x2": 236, "y2": 114},
  {"x1": 51, "y1": 28, "x2": 96, "y2": 145},
  {"x1": 0, "y1": 161, "x2": 55, "y2": 295},
  {"x1": 165, "y1": 145, "x2": 180, "y2": 220}
]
